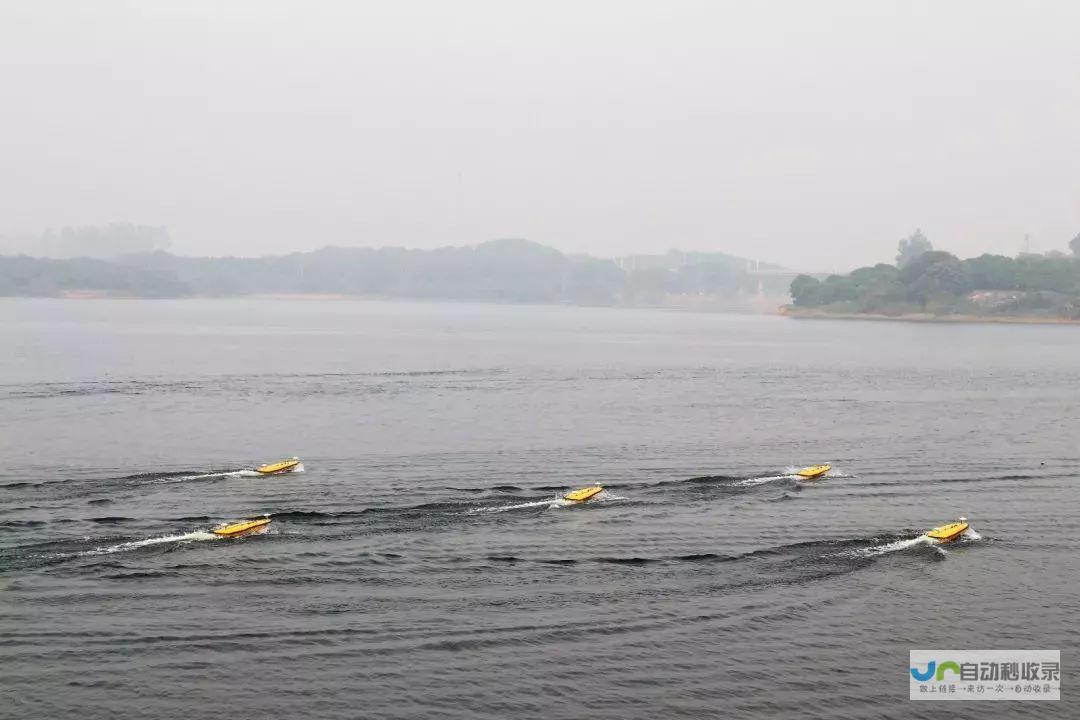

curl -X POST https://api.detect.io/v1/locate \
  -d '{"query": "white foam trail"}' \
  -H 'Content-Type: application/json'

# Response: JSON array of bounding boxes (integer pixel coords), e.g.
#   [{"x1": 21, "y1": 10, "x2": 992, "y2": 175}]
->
[
  {"x1": 469, "y1": 499, "x2": 559, "y2": 514},
  {"x1": 83, "y1": 531, "x2": 219, "y2": 556},
  {"x1": 738, "y1": 475, "x2": 795, "y2": 486},
  {"x1": 157, "y1": 466, "x2": 281, "y2": 483},
  {"x1": 859, "y1": 534, "x2": 932, "y2": 557},
  {"x1": 186, "y1": 470, "x2": 251, "y2": 480},
  {"x1": 857, "y1": 526, "x2": 980, "y2": 557},
  {"x1": 149, "y1": 469, "x2": 253, "y2": 483}
]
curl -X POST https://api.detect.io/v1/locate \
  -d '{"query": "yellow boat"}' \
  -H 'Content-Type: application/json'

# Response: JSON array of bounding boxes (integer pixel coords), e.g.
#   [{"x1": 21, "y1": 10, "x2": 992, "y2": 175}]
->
[
  {"x1": 564, "y1": 485, "x2": 604, "y2": 502},
  {"x1": 256, "y1": 457, "x2": 301, "y2": 475},
  {"x1": 213, "y1": 516, "x2": 271, "y2": 537},
  {"x1": 797, "y1": 464, "x2": 831, "y2": 479},
  {"x1": 926, "y1": 517, "x2": 969, "y2": 543}
]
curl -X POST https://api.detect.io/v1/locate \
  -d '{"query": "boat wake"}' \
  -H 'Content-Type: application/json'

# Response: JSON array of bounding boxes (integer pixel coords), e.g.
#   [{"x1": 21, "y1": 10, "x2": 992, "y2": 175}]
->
[
  {"x1": 469, "y1": 498, "x2": 561, "y2": 514},
  {"x1": 142, "y1": 469, "x2": 261, "y2": 484},
  {"x1": 856, "y1": 535, "x2": 934, "y2": 557},
  {"x1": 187, "y1": 469, "x2": 261, "y2": 481},
  {"x1": 738, "y1": 474, "x2": 797, "y2": 486},
  {"x1": 82, "y1": 531, "x2": 220, "y2": 556},
  {"x1": 855, "y1": 528, "x2": 981, "y2": 558},
  {"x1": 150, "y1": 464, "x2": 306, "y2": 483}
]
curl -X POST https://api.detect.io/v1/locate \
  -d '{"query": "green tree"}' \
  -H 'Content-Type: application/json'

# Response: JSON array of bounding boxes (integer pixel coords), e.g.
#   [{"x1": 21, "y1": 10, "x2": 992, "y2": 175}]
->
[
  {"x1": 899, "y1": 250, "x2": 956, "y2": 283},
  {"x1": 960, "y1": 254, "x2": 1017, "y2": 290},
  {"x1": 899, "y1": 251, "x2": 967, "y2": 304},
  {"x1": 1014, "y1": 254, "x2": 1079, "y2": 294},
  {"x1": 896, "y1": 229, "x2": 933, "y2": 269},
  {"x1": 846, "y1": 264, "x2": 903, "y2": 310},
  {"x1": 789, "y1": 275, "x2": 823, "y2": 306},
  {"x1": 819, "y1": 274, "x2": 860, "y2": 303},
  {"x1": 1069, "y1": 232, "x2": 1080, "y2": 257}
]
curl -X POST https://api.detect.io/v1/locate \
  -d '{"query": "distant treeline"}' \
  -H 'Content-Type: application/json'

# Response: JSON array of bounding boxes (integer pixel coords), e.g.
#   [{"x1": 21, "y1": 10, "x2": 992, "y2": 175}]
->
[
  {"x1": 0, "y1": 223, "x2": 170, "y2": 259},
  {"x1": 0, "y1": 238, "x2": 789, "y2": 304},
  {"x1": 790, "y1": 230, "x2": 1080, "y2": 318}
]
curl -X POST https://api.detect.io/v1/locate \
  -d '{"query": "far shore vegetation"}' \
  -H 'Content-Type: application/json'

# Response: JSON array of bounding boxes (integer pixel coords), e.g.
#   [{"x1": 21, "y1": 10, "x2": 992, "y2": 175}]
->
[
  {"x1": 0, "y1": 224, "x2": 789, "y2": 308},
  {"x1": 789, "y1": 230, "x2": 1080, "y2": 321}
]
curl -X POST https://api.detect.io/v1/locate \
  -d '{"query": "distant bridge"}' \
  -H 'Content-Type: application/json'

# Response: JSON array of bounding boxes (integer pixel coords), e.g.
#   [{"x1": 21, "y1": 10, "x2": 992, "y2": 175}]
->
[
  {"x1": 749, "y1": 268, "x2": 805, "y2": 283},
  {"x1": 745, "y1": 262, "x2": 832, "y2": 283},
  {"x1": 745, "y1": 266, "x2": 831, "y2": 296}
]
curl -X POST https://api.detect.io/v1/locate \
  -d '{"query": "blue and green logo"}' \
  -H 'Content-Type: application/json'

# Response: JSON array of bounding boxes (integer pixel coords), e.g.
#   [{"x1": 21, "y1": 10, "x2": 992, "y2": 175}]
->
[{"x1": 910, "y1": 660, "x2": 961, "y2": 682}]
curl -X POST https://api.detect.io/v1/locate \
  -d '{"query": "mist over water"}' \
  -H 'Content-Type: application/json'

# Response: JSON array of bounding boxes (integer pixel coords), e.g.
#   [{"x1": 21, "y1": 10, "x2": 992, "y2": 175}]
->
[{"x1": 2, "y1": 298, "x2": 1079, "y2": 719}]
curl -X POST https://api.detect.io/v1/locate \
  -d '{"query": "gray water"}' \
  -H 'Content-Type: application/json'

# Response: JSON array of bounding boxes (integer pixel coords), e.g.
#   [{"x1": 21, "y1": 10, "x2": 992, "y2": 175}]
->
[{"x1": 1, "y1": 298, "x2": 1077, "y2": 719}]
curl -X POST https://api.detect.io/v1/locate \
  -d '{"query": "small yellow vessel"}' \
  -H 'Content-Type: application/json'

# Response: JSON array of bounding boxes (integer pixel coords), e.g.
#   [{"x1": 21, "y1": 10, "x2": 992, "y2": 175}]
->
[
  {"x1": 213, "y1": 516, "x2": 271, "y2": 537},
  {"x1": 926, "y1": 517, "x2": 969, "y2": 543},
  {"x1": 797, "y1": 464, "x2": 831, "y2": 479},
  {"x1": 564, "y1": 485, "x2": 604, "y2": 502},
  {"x1": 256, "y1": 457, "x2": 301, "y2": 475}
]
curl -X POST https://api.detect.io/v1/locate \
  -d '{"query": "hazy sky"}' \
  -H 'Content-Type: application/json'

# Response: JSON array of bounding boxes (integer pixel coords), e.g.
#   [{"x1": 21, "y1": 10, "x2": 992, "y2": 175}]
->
[{"x1": 2, "y1": 0, "x2": 1078, "y2": 270}]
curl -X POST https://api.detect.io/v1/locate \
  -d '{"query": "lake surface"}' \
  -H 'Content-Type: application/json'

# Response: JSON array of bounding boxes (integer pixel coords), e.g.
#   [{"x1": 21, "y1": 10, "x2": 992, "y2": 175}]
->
[{"x1": 1, "y1": 298, "x2": 1077, "y2": 719}]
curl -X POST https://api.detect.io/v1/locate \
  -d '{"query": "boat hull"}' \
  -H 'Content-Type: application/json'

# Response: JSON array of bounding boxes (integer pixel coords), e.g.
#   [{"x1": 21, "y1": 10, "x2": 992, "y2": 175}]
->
[
  {"x1": 256, "y1": 459, "x2": 300, "y2": 475},
  {"x1": 564, "y1": 486, "x2": 604, "y2": 502},
  {"x1": 797, "y1": 464, "x2": 831, "y2": 479},
  {"x1": 926, "y1": 522, "x2": 969, "y2": 542},
  {"x1": 213, "y1": 517, "x2": 271, "y2": 536}
]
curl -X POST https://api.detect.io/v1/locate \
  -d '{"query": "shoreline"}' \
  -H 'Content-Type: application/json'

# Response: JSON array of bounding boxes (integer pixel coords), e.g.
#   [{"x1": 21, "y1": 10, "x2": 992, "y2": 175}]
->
[
  {"x1": 11, "y1": 292, "x2": 791, "y2": 315},
  {"x1": 781, "y1": 306, "x2": 1080, "y2": 326}
]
